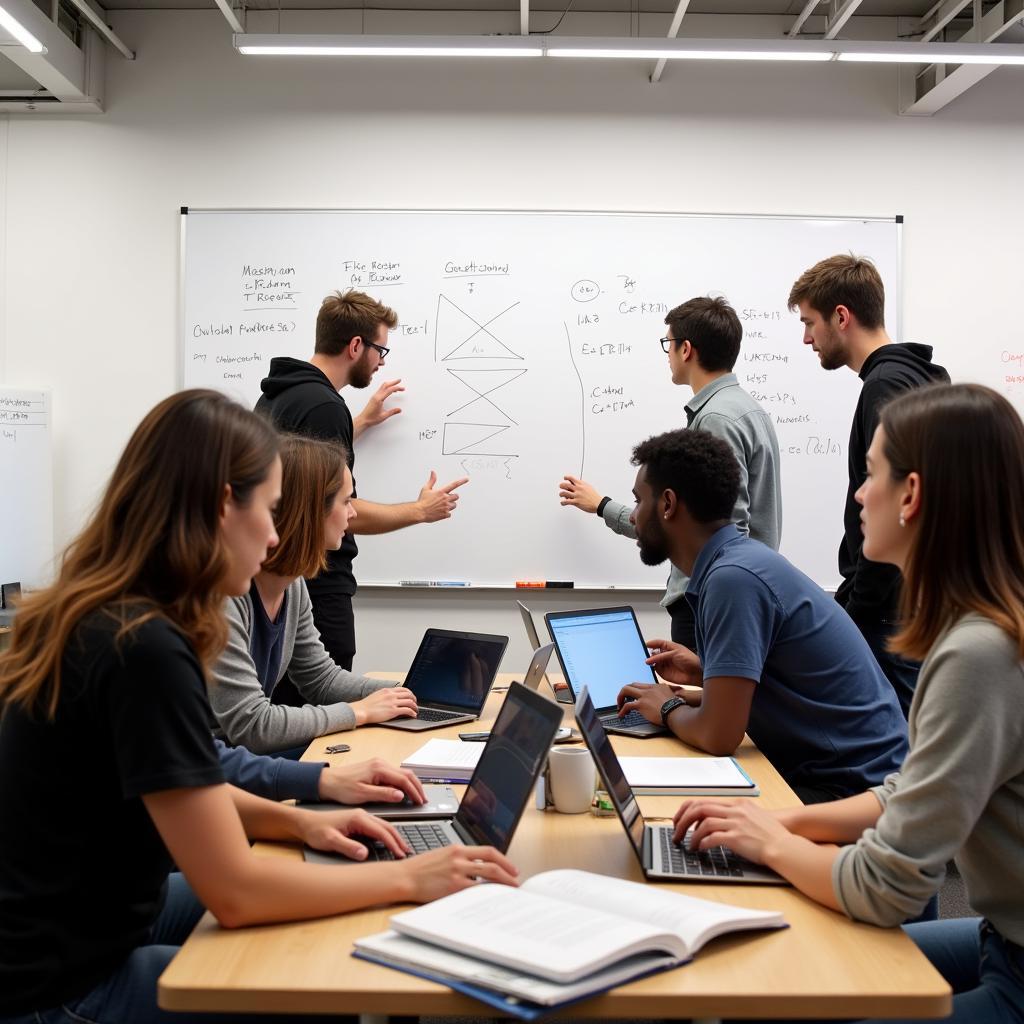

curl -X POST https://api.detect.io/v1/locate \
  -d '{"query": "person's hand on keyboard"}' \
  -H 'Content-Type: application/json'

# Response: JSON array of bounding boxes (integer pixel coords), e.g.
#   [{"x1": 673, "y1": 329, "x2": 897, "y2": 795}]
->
[
  {"x1": 400, "y1": 845, "x2": 520, "y2": 903},
  {"x1": 352, "y1": 686, "x2": 419, "y2": 725},
  {"x1": 317, "y1": 757, "x2": 427, "y2": 806},
  {"x1": 298, "y1": 807, "x2": 412, "y2": 861},
  {"x1": 671, "y1": 798, "x2": 793, "y2": 865},
  {"x1": 615, "y1": 681, "x2": 682, "y2": 724}
]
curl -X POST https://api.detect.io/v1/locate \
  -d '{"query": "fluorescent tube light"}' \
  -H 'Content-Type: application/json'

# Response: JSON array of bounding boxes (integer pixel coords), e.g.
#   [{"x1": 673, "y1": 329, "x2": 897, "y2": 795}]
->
[
  {"x1": 235, "y1": 35, "x2": 543, "y2": 57},
  {"x1": 547, "y1": 47, "x2": 832, "y2": 61},
  {"x1": 0, "y1": 5, "x2": 44, "y2": 53},
  {"x1": 837, "y1": 50, "x2": 1024, "y2": 65}
]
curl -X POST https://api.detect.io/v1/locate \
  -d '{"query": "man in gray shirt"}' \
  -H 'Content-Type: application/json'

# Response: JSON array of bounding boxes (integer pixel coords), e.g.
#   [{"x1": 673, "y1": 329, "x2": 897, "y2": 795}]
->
[{"x1": 559, "y1": 295, "x2": 782, "y2": 648}]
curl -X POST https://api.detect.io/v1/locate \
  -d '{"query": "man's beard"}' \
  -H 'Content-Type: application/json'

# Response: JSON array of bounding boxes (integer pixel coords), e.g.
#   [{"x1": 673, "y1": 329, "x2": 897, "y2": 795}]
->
[
  {"x1": 637, "y1": 516, "x2": 670, "y2": 567},
  {"x1": 349, "y1": 352, "x2": 375, "y2": 389}
]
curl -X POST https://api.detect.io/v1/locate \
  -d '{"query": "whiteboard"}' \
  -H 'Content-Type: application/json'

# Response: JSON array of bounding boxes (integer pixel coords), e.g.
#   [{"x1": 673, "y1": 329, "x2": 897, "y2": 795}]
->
[
  {"x1": 182, "y1": 209, "x2": 901, "y2": 590},
  {"x1": 0, "y1": 389, "x2": 54, "y2": 590}
]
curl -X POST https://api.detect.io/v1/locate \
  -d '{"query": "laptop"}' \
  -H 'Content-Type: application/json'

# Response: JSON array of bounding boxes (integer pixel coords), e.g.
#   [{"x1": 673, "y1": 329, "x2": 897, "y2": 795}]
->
[
  {"x1": 304, "y1": 682, "x2": 563, "y2": 864},
  {"x1": 575, "y1": 686, "x2": 786, "y2": 885},
  {"x1": 378, "y1": 628, "x2": 509, "y2": 731},
  {"x1": 544, "y1": 606, "x2": 665, "y2": 737},
  {"x1": 516, "y1": 600, "x2": 573, "y2": 703},
  {"x1": 299, "y1": 786, "x2": 460, "y2": 821}
]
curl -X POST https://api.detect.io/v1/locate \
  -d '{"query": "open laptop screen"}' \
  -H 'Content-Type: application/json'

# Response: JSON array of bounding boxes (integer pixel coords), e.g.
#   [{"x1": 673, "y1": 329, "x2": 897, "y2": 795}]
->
[
  {"x1": 575, "y1": 687, "x2": 647, "y2": 863},
  {"x1": 404, "y1": 629, "x2": 508, "y2": 712},
  {"x1": 545, "y1": 607, "x2": 656, "y2": 709},
  {"x1": 457, "y1": 683, "x2": 563, "y2": 850}
]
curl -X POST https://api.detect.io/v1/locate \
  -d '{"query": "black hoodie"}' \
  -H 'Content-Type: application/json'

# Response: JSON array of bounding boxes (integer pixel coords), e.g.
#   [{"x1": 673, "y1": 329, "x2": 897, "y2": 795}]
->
[
  {"x1": 255, "y1": 357, "x2": 358, "y2": 595},
  {"x1": 837, "y1": 343, "x2": 949, "y2": 625}
]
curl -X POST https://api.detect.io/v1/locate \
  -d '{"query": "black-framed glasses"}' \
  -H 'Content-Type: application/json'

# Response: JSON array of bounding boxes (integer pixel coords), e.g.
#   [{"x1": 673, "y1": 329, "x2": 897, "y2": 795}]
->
[
  {"x1": 365, "y1": 340, "x2": 390, "y2": 359},
  {"x1": 659, "y1": 336, "x2": 675, "y2": 354}
]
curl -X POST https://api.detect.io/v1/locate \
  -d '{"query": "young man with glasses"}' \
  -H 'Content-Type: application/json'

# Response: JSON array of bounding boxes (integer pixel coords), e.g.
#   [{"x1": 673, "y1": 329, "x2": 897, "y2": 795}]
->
[
  {"x1": 256, "y1": 289, "x2": 468, "y2": 671},
  {"x1": 559, "y1": 295, "x2": 781, "y2": 649}
]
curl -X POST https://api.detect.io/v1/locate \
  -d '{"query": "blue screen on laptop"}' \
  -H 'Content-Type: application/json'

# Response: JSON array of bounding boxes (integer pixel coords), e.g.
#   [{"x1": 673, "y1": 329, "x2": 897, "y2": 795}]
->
[{"x1": 547, "y1": 610, "x2": 656, "y2": 709}]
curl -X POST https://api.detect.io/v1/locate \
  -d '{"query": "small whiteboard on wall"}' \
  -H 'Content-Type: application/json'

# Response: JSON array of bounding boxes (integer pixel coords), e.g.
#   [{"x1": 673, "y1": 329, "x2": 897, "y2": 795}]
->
[
  {"x1": 0, "y1": 389, "x2": 54, "y2": 591},
  {"x1": 181, "y1": 209, "x2": 901, "y2": 590}
]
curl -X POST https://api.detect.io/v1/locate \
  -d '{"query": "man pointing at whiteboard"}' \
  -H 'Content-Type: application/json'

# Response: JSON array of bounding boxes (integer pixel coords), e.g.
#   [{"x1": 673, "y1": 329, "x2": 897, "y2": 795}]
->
[
  {"x1": 559, "y1": 295, "x2": 782, "y2": 649},
  {"x1": 256, "y1": 289, "x2": 467, "y2": 671}
]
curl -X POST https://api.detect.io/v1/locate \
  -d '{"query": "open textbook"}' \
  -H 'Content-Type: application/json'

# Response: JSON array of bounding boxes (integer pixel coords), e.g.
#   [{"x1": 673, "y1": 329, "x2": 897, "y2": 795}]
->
[{"x1": 353, "y1": 869, "x2": 786, "y2": 1018}]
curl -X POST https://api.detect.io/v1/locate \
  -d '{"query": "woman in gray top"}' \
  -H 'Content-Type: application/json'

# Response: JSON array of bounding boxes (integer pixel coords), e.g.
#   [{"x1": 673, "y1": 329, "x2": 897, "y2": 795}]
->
[
  {"x1": 210, "y1": 435, "x2": 418, "y2": 754},
  {"x1": 673, "y1": 383, "x2": 1024, "y2": 1024}
]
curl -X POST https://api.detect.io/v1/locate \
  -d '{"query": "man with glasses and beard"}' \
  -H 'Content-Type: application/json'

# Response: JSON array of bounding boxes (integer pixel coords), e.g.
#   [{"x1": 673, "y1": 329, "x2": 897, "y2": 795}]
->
[
  {"x1": 615, "y1": 428, "x2": 907, "y2": 805},
  {"x1": 256, "y1": 289, "x2": 467, "y2": 672}
]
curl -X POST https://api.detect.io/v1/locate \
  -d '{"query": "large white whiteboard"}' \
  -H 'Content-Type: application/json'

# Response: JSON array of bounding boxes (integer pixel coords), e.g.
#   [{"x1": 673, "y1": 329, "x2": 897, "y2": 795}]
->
[
  {"x1": 182, "y1": 210, "x2": 901, "y2": 590},
  {"x1": 0, "y1": 389, "x2": 54, "y2": 590}
]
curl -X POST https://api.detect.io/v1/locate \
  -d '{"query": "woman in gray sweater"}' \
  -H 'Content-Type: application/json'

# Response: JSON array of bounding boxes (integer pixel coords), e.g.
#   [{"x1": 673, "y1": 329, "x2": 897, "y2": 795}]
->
[
  {"x1": 210, "y1": 435, "x2": 418, "y2": 754},
  {"x1": 674, "y1": 383, "x2": 1024, "y2": 1024}
]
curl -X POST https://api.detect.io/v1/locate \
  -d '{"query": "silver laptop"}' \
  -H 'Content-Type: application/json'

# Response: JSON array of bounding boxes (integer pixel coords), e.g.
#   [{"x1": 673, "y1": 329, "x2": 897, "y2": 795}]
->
[
  {"x1": 516, "y1": 600, "x2": 573, "y2": 703},
  {"x1": 575, "y1": 686, "x2": 786, "y2": 885},
  {"x1": 305, "y1": 682, "x2": 563, "y2": 864},
  {"x1": 378, "y1": 628, "x2": 508, "y2": 731},
  {"x1": 545, "y1": 606, "x2": 665, "y2": 737}
]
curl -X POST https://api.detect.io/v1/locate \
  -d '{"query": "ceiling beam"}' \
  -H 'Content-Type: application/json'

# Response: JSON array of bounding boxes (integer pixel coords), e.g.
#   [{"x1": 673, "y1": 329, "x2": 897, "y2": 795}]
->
[
  {"x1": 213, "y1": 0, "x2": 244, "y2": 35},
  {"x1": 789, "y1": 0, "x2": 824, "y2": 38},
  {"x1": 917, "y1": 0, "x2": 973, "y2": 42},
  {"x1": 650, "y1": 0, "x2": 695, "y2": 84},
  {"x1": 824, "y1": 0, "x2": 865, "y2": 39},
  {"x1": 902, "y1": 0, "x2": 1024, "y2": 114},
  {"x1": 520, "y1": 0, "x2": 528, "y2": 36},
  {"x1": 63, "y1": 0, "x2": 134, "y2": 59}
]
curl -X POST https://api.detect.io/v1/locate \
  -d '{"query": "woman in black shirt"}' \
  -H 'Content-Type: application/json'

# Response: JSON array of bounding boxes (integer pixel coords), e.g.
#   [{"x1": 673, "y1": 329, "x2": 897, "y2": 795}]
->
[{"x1": 0, "y1": 390, "x2": 517, "y2": 1024}]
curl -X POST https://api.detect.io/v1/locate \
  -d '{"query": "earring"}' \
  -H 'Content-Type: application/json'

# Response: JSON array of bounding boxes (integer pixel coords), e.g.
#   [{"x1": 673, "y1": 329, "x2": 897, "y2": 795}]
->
[{"x1": 899, "y1": 512, "x2": 906, "y2": 528}]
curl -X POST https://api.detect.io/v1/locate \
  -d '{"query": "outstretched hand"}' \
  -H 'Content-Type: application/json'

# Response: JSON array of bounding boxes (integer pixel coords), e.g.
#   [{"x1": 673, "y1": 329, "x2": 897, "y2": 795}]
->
[
  {"x1": 558, "y1": 475, "x2": 602, "y2": 514},
  {"x1": 355, "y1": 379, "x2": 405, "y2": 434},
  {"x1": 416, "y1": 471, "x2": 469, "y2": 523}
]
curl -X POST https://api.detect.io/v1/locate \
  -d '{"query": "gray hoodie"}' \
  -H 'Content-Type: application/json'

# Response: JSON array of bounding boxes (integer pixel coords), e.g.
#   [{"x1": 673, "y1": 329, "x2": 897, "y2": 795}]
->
[{"x1": 208, "y1": 577, "x2": 394, "y2": 754}]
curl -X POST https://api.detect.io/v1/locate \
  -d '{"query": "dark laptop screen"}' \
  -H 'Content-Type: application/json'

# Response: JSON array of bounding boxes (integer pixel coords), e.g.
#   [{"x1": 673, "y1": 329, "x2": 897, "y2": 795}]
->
[
  {"x1": 575, "y1": 687, "x2": 647, "y2": 863},
  {"x1": 457, "y1": 683, "x2": 563, "y2": 850},
  {"x1": 546, "y1": 607, "x2": 656, "y2": 709},
  {"x1": 404, "y1": 629, "x2": 507, "y2": 712}
]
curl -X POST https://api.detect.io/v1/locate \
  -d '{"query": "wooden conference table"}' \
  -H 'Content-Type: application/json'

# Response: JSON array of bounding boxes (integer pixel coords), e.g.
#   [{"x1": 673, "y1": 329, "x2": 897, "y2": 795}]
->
[{"x1": 160, "y1": 674, "x2": 951, "y2": 1021}]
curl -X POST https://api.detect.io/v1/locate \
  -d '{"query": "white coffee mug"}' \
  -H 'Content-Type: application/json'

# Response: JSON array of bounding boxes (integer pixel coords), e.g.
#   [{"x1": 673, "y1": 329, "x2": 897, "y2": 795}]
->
[{"x1": 547, "y1": 747, "x2": 595, "y2": 814}]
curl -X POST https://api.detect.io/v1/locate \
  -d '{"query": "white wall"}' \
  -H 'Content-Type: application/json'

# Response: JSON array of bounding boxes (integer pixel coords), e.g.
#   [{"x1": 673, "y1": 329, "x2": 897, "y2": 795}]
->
[{"x1": 2, "y1": 11, "x2": 1024, "y2": 673}]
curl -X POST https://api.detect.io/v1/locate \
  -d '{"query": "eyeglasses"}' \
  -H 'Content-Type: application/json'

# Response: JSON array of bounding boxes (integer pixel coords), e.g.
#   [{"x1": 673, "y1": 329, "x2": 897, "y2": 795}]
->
[
  {"x1": 659, "y1": 336, "x2": 675, "y2": 354},
  {"x1": 365, "y1": 340, "x2": 390, "y2": 359}
]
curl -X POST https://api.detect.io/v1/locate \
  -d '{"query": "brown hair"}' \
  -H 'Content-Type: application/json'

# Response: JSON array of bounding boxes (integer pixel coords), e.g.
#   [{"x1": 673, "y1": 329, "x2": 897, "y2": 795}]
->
[
  {"x1": 881, "y1": 383, "x2": 1024, "y2": 661},
  {"x1": 664, "y1": 296, "x2": 742, "y2": 373},
  {"x1": 0, "y1": 390, "x2": 279, "y2": 718},
  {"x1": 787, "y1": 254, "x2": 886, "y2": 330},
  {"x1": 315, "y1": 289, "x2": 398, "y2": 356},
  {"x1": 260, "y1": 435, "x2": 348, "y2": 580}
]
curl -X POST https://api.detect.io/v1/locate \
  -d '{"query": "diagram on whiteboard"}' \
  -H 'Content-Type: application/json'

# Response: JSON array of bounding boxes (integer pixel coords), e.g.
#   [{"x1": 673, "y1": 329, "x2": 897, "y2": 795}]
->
[
  {"x1": 442, "y1": 368, "x2": 526, "y2": 457},
  {"x1": 435, "y1": 295, "x2": 524, "y2": 361}
]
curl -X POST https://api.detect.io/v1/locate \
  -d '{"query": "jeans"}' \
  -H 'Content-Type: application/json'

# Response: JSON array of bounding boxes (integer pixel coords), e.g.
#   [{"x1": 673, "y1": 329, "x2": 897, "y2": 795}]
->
[{"x1": 1, "y1": 874, "x2": 353, "y2": 1024}]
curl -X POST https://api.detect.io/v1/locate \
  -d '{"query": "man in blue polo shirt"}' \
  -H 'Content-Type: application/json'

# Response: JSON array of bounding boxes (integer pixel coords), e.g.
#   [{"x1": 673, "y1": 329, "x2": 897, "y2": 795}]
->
[{"x1": 616, "y1": 428, "x2": 907, "y2": 803}]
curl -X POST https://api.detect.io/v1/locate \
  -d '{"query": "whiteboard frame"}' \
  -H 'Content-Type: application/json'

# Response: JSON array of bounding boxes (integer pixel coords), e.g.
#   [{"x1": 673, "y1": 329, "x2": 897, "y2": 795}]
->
[{"x1": 178, "y1": 207, "x2": 903, "y2": 590}]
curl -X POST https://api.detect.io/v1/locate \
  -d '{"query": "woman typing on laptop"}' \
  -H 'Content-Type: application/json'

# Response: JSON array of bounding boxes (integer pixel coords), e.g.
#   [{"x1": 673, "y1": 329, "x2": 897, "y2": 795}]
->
[
  {"x1": 0, "y1": 391, "x2": 517, "y2": 1024},
  {"x1": 208, "y1": 433, "x2": 418, "y2": 755},
  {"x1": 673, "y1": 384, "x2": 1024, "y2": 1024}
]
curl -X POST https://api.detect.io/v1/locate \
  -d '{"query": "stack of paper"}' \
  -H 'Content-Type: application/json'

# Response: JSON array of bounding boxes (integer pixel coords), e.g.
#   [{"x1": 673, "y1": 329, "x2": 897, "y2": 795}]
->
[
  {"x1": 401, "y1": 738, "x2": 483, "y2": 783},
  {"x1": 619, "y1": 756, "x2": 759, "y2": 796}
]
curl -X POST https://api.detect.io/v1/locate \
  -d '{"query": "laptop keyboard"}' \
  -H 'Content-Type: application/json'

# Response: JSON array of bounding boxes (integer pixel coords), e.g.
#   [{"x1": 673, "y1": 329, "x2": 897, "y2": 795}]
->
[
  {"x1": 356, "y1": 822, "x2": 453, "y2": 861},
  {"x1": 658, "y1": 826, "x2": 753, "y2": 878},
  {"x1": 415, "y1": 707, "x2": 464, "y2": 722},
  {"x1": 602, "y1": 709, "x2": 652, "y2": 730}
]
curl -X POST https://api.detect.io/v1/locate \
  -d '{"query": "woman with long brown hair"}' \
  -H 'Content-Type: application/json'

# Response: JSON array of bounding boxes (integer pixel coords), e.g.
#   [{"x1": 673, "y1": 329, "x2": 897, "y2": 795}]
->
[
  {"x1": 209, "y1": 433, "x2": 418, "y2": 755},
  {"x1": 0, "y1": 390, "x2": 516, "y2": 1024},
  {"x1": 672, "y1": 383, "x2": 1024, "y2": 1023}
]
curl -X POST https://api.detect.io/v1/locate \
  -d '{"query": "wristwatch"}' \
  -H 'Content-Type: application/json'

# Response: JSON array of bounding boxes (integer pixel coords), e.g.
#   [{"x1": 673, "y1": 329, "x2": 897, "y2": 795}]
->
[{"x1": 660, "y1": 696, "x2": 687, "y2": 726}]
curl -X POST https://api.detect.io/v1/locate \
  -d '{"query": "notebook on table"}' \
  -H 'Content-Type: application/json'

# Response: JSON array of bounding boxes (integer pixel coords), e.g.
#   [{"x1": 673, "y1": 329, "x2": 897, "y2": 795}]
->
[
  {"x1": 575, "y1": 686, "x2": 786, "y2": 885},
  {"x1": 304, "y1": 682, "x2": 563, "y2": 864},
  {"x1": 544, "y1": 606, "x2": 665, "y2": 737},
  {"x1": 378, "y1": 627, "x2": 508, "y2": 731}
]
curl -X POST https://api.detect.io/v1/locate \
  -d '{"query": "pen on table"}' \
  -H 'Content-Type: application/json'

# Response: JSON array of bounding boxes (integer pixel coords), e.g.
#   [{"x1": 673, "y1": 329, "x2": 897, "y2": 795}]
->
[{"x1": 515, "y1": 581, "x2": 574, "y2": 589}]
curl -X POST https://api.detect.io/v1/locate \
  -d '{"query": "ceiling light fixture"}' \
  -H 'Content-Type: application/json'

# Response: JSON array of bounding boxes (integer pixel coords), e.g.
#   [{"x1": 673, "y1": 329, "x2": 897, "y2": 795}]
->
[{"x1": 0, "y1": 5, "x2": 44, "y2": 53}]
